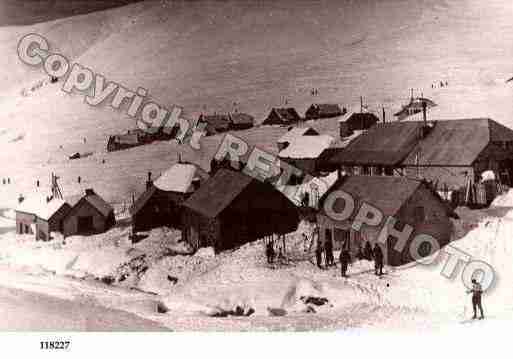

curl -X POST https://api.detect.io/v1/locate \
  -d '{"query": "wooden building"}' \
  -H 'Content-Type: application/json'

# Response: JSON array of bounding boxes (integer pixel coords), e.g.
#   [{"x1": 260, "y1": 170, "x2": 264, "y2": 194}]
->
[
  {"x1": 16, "y1": 196, "x2": 71, "y2": 241},
  {"x1": 305, "y1": 104, "x2": 345, "y2": 120},
  {"x1": 317, "y1": 175, "x2": 455, "y2": 266},
  {"x1": 328, "y1": 118, "x2": 513, "y2": 191},
  {"x1": 181, "y1": 169, "x2": 299, "y2": 252},
  {"x1": 229, "y1": 113, "x2": 255, "y2": 131},
  {"x1": 130, "y1": 163, "x2": 209, "y2": 232},
  {"x1": 262, "y1": 108, "x2": 302, "y2": 126},
  {"x1": 62, "y1": 189, "x2": 115, "y2": 237},
  {"x1": 278, "y1": 134, "x2": 334, "y2": 176},
  {"x1": 197, "y1": 114, "x2": 231, "y2": 136},
  {"x1": 277, "y1": 127, "x2": 319, "y2": 151},
  {"x1": 339, "y1": 112, "x2": 380, "y2": 138}
]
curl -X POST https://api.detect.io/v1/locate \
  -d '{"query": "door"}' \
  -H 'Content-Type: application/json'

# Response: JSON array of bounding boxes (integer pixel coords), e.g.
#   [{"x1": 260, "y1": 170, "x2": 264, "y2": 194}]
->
[{"x1": 77, "y1": 216, "x2": 94, "y2": 233}]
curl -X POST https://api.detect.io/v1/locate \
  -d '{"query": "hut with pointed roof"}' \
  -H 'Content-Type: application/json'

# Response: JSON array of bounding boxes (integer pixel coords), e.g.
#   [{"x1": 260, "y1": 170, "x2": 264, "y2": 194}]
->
[
  {"x1": 130, "y1": 163, "x2": 209, "y2": 232},
  {"x1": 181, "y1": 169, "x2": 299, "y2": 252},
  {"x1": 262, "y1": 108, "x2": 302, "y2": 126},
  {"x1": 305, "y1": 103, "x2": 345, "y2": 120}
]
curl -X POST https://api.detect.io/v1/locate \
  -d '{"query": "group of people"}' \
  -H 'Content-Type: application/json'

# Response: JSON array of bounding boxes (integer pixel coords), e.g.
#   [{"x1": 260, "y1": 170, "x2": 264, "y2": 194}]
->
[{"x1": 265, "y1": 239, "x2": 286, "y2": 265}]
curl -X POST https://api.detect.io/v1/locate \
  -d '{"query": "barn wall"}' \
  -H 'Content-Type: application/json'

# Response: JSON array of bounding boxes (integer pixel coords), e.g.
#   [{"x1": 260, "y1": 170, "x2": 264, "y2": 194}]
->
[
  {"x1": 181, "y1": 209, "x2": 220, "y2": 251},
  {"x1": 35, "y1": 218, "x2": 50, "y2": 241},
  {"x1": 133, "y1": 191, "x2": 186, "y2": 232}
]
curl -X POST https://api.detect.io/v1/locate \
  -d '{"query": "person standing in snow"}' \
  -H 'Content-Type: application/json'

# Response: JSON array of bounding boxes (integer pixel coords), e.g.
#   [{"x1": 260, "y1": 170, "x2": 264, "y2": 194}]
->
[
  {"x1": 325, "y1": 238, "x2": 334, "y2": 267},
  {"x1": 467, "y1": 279, "x2": 485, "y2": 319},
  {"x1": 339, "y1": 248, "x2": 351, "y2": 277},
  {"x1": 373, "y1": 244, "x2": 384, "y2": 276},
  {"x1": 316, "y1": 242, "x2": 323, "y2": 269},
  {"x1": 266, "y1": 240, "x2": 275, "y2": 265},
  {"x1": 364, "y1": 241, "x2": 373, "y2": 261}
]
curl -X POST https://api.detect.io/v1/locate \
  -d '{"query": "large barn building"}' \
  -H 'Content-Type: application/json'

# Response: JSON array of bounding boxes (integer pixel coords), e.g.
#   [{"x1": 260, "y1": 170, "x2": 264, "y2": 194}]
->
[
  {"x1": 317, "y1": 175, "x2": 455, "y2": 266},
  {"x1": 181, "y1": 169, "x2": 299, "y2": 252}
]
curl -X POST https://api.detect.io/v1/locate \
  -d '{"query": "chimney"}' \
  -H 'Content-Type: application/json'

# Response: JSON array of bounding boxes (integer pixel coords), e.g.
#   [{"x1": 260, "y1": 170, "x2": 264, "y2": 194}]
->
[
  {"x1": 146, "y1": 171, "x2": 153, "y2": 189},
  {"x1": 85, "y1": 188, "x2": 95, "y2": 196}
]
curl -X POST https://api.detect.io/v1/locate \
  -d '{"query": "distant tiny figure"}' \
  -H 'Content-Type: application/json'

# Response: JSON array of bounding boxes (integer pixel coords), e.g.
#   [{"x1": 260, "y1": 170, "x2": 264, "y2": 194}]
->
[
  {"x1": 445, "y1": 81, "x2": 448, "y2": 86},
  {"x1": 316, "y1": 243, "x2": 323, "y2": 269},
  {"x1": 266, "y1": 240, "x2": 275, "y2": 264},
  {"x1": 2, "y1": 179, "x2": 5, "y2": 185},
  {"x1": 467, "y1": 278, "x2": 484, "y2": 320},
  {"x1": 440, "y1": 81, "x2": 444, "y2": 87},
  {"x1": 364, "y1": 241, "x2": 373, "y2": 261},
  {"x1": 78, "y1": 176, "x2": 81, "y2": 184},
  {"x1": 102, "y1": 159, "x2": 106, "y2": 164},
  {"x1": 325, "y1": 238, "x2": 334, "y2": 267},
  {"x1": 36, "y1": 179, "x2": 40, "y2": 187},
  {"x1": 373, "y1": 244, "x2": 384, "y2": 276},
  {"x1": 83, "y1": 137, "x2": 87, "y2": 143},
  {"x1": 7, "y1": 178, "x2": 10, "y2": 184},
  {"x1": 302, "y1": 233, "x2": 309, "y2": 252},
  {"x1": 339, "y1": 248, "x2": 351, "y2": 277}
]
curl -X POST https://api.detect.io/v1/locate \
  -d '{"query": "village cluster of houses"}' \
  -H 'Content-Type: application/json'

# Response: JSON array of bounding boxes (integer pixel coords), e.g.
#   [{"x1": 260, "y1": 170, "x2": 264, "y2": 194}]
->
[
  {"x1": 15, "y1": 98, "x2": 513, "y2": 267},
  {"x1": 106, "y1": 103, "x2": 349, "y2": 152}
]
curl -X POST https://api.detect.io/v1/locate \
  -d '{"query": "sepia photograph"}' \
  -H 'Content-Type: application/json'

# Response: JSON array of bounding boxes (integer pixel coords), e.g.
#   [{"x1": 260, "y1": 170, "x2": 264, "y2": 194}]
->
[{"x1": 0, "y1": 0, "x2": 512, "y2": 356}]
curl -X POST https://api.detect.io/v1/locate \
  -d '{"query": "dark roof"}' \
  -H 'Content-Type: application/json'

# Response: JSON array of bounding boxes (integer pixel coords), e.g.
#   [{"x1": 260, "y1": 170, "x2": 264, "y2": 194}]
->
[
  {"x1": 329, "y1": 121, "x2": 423, "y2": 166},
  {"x1": 182, "y1": 169, "x2": 254, "y2": 218},
  {"x1": 322, "y1": 176, "x2": 423, "y2": 217},
  {"x1": 199, "y1": 114, "x2": 231, "y2": 130},
  {"x1": 230, "y1": 113, "x2": 254, "y2": 126},
  {"x1": 306, "y1": 104, "x2": 343, "y2": 118},
  {"x1": 343, "y1": 112, "x2": 380, "y2": 124},
  {"x1": 402, "y1": 118, "x2": 513, "y2": 166},
  {"x1": 114, "y1": 133, "x2": 140, "y2": 145},
  {"x1": 274, "y1": 108, "x2": 302, "y2": 123},
  {"x1": 84, "y1": 194, "x2": 114, "y2": 217},
  {"x1": 129, "y1": 186, "x2": 157, "y2": 215}
]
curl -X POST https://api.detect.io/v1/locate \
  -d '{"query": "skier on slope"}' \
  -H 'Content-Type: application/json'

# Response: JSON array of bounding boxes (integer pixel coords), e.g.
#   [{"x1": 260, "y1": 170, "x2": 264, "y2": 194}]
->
[
  {"x1": 373, "y1": 244, "x2": 384, "y2": 276},
  {"x1": 467, "y1": 278, "x2": 485, "y2": 320}
]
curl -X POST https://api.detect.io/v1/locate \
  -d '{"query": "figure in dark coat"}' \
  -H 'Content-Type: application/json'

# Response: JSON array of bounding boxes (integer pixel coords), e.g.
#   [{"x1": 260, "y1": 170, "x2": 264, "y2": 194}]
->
[
  {"x1": 467, "y1": 279, "x2": 484, "y2": 319},
  {"x1": 373, "y1": 244, "x2": 384, "y2": 276},
  {"x1": 266, "y1": 241, "x2": 275, "y2": 264},
  {"x1": 364, "y1": 241, "x2": 373, "y2": 261},
  {"x1": 325, "y1": 239, "x2": 334, "y2": 267},
  {"x1": 339, "y1": 249, "x2": 351, "y2": 277},
  {"x1": 316, "y1": 243, "x2": 323, "y2": 269}
]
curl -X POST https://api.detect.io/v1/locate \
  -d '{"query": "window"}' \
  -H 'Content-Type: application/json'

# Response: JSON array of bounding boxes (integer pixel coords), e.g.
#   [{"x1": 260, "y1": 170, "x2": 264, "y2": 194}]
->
[
  {"x1": 414, "y1": 206, "x2": 425, "y2": 222},
  {"x1": 384, "y1": 166, "x2": 394, "y2": 176},
  {"x1": 362, "y1": 166, "x2": 371, "y2": 176}
]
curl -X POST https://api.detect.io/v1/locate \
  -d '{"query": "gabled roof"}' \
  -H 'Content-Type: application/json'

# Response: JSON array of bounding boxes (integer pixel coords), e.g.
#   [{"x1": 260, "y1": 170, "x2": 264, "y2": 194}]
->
[
  {"x1": 278, "y1": 135, "x2": 334, "y2": 159},
  {"x1": 182, "y1": 169, "x2": 254, "y2": 218},
  {"x1": 277, "y1": 127, "x2": 319, "y2": 144},
  {"x1": 230, "y1": 113, "x2": 254, "y2": 126},
  {"x1": 402, "y1": 118, "x2": 513, "y2": 166},
  {"x1": 322, "y1": 176, "x2": 423, "y2": 217},
  {"x1": 329, "y1": 121, "x2": 423, "y2": 166},
  {"x1": 83, "y1": 194, "x2": 114, "y2": 217},
  {"x1": 129, "y1": 186, "x2": 157, "y2": 215},
  {"x1": 16, "y1": 195, "x2": 68, "y2": 221},
  {"x1": 153, "y1": 163, "x2": 206, "y2": 193},
  {"x1": 271, "y1": 108, "x2": 302, "y2": 123}
]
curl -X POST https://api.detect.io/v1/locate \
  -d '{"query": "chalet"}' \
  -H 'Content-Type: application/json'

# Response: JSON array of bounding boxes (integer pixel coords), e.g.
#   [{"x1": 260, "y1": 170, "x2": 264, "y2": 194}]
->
[
  {"x1": 317, "y1": 175, "x2": 455, "y2": 266},
  {"x1": 276, "y1": 127, "x2": 319, "y2": 151},
  {"x1": 181, "y1": 169, "x2": 299, "y2": 252},
  {"x1": 229, "y1": 113, "x2": 255, "y2": 131},
  {"x1": 262, "y1": 108, "x2": 302, "y2": 126},
  {"x1": 339, "y1": 112, "x2": 380, "y2": 138},
  {"x1": 130, "y1": 163, "x2": 209, "y2": 232},
  {"x1": 305, "y1": 104, "x2": 345, "y2": 120},
  {"x1": 62, "y1": 189, "x2": 115, "y2": 237},
  {"x1": 16, "y1": 196, "x2": 71, "y2": 241},
  {"x1": 328, "y1": 118, "x2": 513, "y2": 192},
  {"x1": 197, "y1": 114, "x2": 231, "y2": 136},
  {"x1": 278, "y1": 135, "x2": 334, "y2": 176}
]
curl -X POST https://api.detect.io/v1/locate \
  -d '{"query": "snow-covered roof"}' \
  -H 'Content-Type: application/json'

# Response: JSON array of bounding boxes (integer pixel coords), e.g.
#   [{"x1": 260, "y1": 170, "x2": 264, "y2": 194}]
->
[
  {"x1": 154, "y1": 163, "x2": 199, "y2": 193},
  {"x1": 277, "y1": 127, "x2": 318, "y2": 144},
  {"x1": 278, "y1": 135, "x2": 334, "y2": 159},
  {"x1": 16, "y1": 195, "x2": 67, "y2": 221}
]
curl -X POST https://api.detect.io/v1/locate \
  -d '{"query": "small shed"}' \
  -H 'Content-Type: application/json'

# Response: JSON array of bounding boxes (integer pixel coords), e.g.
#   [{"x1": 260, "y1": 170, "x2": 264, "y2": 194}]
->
[
  {"x1": 277, "y1": 127, "x2": 319, "y2": 151},
  {"x1": 317, "y1": 175, "x2": 454, "y2": 266},
  {"x1": 16, "y1": 196, "x2": 71, "y2": 241},
  {"x1": 181, "y1": 169, "x2": 299, "y2": 252},
  {"x1": 339, "y1": 112, "x2": 379, "y2": 138},
  {"x1": 130, "y1": 163, "x2": 209, "y2": 232},
  {"x1": 229, "y1": 113, "x2": 255, "y2": 131},
  {"x1": 62, "y1": 189, "x2": 115, "y2": 237},
  {"x1": 305, "y1": 104, "x2": 345, "y2": 120},
  {"x1": 197, "y1": 114, "x2": 231, "y2": 136},
  {"x1": 262, "y1": 108, "x2": 302, "y2": 126}
]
